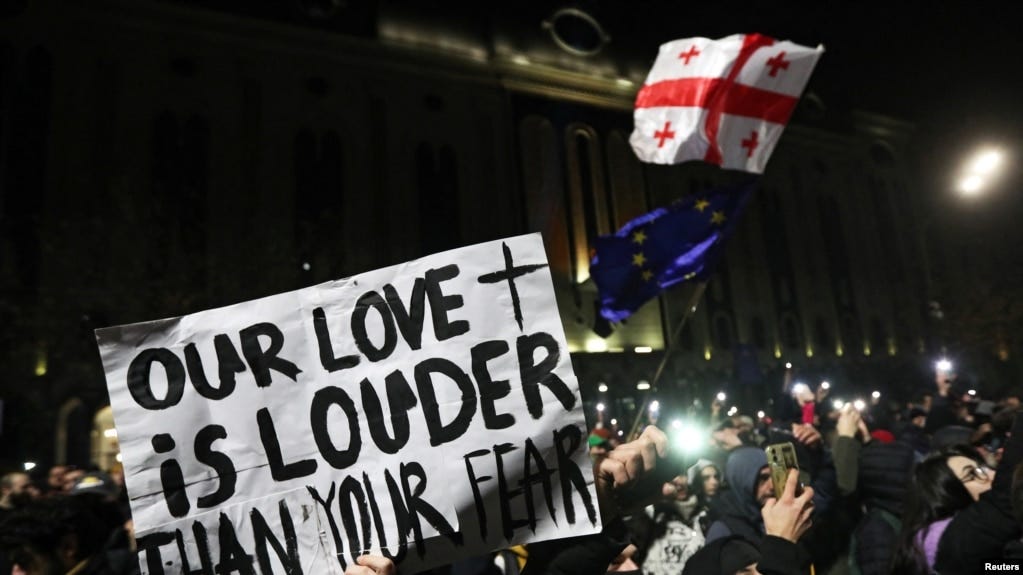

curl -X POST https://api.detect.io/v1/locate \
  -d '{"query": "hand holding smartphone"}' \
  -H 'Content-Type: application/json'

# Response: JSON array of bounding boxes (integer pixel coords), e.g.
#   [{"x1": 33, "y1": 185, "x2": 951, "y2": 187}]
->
[{"x1": 765, "y1": 442, "x2": 804, "y2": 499}]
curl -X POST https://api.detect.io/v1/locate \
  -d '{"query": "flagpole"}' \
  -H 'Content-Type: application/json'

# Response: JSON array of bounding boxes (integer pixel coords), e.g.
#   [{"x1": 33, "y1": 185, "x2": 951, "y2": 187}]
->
[{"x1": 627, "y1": 281, "x2": 708, "y2": 440}]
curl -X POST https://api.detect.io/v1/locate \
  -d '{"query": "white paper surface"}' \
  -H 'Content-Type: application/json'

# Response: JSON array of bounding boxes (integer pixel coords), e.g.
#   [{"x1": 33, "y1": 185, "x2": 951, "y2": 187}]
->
[{"x1": 96, "y1": 233, "x2": 601, "y2": 574}]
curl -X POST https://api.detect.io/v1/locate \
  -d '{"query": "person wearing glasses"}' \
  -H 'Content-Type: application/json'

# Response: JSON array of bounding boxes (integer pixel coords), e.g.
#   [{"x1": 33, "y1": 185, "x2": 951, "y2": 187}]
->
[{"x1": 891, "y1": 418, "x2": 1023, "y2": 575}]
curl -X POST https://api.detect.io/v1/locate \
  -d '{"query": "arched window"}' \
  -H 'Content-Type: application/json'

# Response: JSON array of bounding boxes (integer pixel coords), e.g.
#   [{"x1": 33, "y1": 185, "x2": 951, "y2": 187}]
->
[
  {"x1": 814, "y1": 316, "x2": 833, "y2": 351},
  {"x1": 294, "y1": 128, "x2": 346, "y2": 277},
  {"x1": 91, "y1": 406, "x2": 119, "y2": 472},
  {"x1": 778, "y1": 278, "x2": 793, "y2": 306},
  {"x1": 564, "y1": 124, "x2": 609, "y2": 283},
  {"x1": 713, "y1": 313, "x2": 734, "y2": 351},
  {"x1": 870, "y1": 141, "x2": 897, "y2": 169},
  {"x1": 680, "y1": 322, "x2": 695, "y2": 351},
  {"x1": 150, "y1": 111, "x2": 209, "y2": 288},
  {"x1": 841, "y1": 314, "x2": 860, "y2": 351},
  {"x1": 751, "y1": 316, "x2": 767, "y2": 350},
  {"x1": 415, "y1": 142, "x2": 461, "y2": 255},
  {"x1": 869, "y1": 317, "x2": 886, "y2": 351},
  {"x1": 781, "y1": 314, "x2": 802, "y2": 350}
]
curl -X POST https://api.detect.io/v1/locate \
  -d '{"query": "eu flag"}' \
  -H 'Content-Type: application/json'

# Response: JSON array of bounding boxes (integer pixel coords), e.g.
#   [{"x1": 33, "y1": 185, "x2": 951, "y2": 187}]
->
[{"x1": 590, "y1": 180, "x2": 756, "y2": 322}]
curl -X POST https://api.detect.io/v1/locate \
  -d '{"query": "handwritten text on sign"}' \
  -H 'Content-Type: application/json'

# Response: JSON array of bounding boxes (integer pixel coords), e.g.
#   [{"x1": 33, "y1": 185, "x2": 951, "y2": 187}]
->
[{"x1": 96, "y1": 234, "x2": 600, "y2": 574}]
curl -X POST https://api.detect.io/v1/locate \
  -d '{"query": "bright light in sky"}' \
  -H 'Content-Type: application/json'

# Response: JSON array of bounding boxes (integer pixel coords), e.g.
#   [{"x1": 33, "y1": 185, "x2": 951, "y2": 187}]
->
[
  {"x1": 970, "y1": 149, "x2": 1003, "y2": 176},
  {"x1": 872, "y1": 391, "x2": 881, "y2": 399},
  {"x1": 958, "y1": 148, "x2": 1006, "y2": 195},
  {"x1": 637, "y1": 381, "x2": 651, "y2": 390},
  {"x1": 959, "y1": 174, "x2": 985, "y2": 194},
  {"x1": 596, "y1": 403, "x2": 605, "y2": 412},
  {"x1": 649, "y1": 400, "x2": 660, "y2": 412},
  {"x1": 598, "y1": 383, "x2": 608, "y2": 393},
  {"x1": 936, "y1": 359, "x2": 953, "y2": 372}
]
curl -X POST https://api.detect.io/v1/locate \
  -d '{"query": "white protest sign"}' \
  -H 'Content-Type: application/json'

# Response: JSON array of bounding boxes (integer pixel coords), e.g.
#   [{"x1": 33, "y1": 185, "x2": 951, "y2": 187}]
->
[
  {"x1": 96, "y1": 233, "x2": 601, "y2": 574},
  {"x1": 133, "y1": 489, "x2": 344, "y2": 575}
]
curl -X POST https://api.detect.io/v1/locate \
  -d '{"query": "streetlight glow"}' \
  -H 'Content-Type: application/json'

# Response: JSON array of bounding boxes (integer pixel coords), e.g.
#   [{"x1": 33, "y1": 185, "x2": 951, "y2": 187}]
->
[
  {"x1": 958, "y1": 147, "x2": 1006, "y2": 196},
  {"x1": 959, "y1": 174, "x2": 985, "y2": 194},
  {"x1": 970, "y1": 149, "x2": 1003, "y2": 175},
  {"x1": 596, "y1": 403, "x2": 605, "y2": 412},
  {"x1": 936, "y1": 359, "x2": 953, "y2": 372},
  {"x1": 598, "y1": 383, "x2": 608, "y2": 393}
]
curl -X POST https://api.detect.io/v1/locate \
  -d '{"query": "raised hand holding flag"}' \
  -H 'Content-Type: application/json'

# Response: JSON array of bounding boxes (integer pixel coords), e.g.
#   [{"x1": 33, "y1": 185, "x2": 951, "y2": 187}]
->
[{"x1": 630, "y1": 33, "x2": 823, "y2": 173}]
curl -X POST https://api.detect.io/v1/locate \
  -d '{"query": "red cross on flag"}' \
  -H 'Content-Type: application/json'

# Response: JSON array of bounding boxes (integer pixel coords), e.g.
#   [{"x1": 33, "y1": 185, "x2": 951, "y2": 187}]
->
[{"x1": 630, "y1": 33, "x2": 824, "y2": 173}]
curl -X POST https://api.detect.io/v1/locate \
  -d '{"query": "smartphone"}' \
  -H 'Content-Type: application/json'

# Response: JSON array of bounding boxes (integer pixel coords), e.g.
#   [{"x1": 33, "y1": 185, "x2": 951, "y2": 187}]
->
[{"x1": 765, "y1": 442, "x2": 800, "y2": 500}]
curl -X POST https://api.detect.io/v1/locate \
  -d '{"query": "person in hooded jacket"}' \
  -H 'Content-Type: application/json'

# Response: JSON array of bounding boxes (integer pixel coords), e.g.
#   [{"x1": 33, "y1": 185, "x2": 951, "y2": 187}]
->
[
  {"x1": 683, "y1": 469, "x2": 814, "y2": 575},
  {"x1": 704, "y1": 446, "x2": 774, "y2": 544}
]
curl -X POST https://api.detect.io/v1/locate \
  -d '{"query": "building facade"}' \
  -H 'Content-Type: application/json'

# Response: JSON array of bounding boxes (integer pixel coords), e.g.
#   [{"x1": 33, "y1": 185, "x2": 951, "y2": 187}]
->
[{"x1": 0, "y1": 0, "x2": 933, "y2": 468}]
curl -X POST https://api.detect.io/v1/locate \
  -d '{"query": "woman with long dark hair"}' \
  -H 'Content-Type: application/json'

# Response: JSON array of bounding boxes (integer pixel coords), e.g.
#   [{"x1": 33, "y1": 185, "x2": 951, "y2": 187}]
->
[
  {"x1": 892, "y1": 422, "x2": 1023, "y2": 575},
  {"x1": 891, "y1": 445, "x2": 989, "y2": 573},
  {"x1": 686, "y1": 459, "x2": 722, "y2": 534}
]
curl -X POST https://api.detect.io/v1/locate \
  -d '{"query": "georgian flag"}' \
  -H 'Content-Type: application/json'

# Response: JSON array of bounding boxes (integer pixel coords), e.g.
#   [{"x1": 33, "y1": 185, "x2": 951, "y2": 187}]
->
[{"x1": 629, "y1": 33, "x2": 823, "y2": 173}]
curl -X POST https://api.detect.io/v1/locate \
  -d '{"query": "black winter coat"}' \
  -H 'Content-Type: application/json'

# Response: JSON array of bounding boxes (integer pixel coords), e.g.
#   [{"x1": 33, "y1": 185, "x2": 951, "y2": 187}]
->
[{"x1": 932, "y1": 413, "x2": 1023, "y2": 574}]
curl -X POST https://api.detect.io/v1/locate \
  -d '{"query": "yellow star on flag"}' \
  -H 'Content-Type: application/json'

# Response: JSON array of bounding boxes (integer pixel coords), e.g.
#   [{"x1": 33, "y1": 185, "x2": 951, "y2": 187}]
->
[
  {"x1": 711, "y1": 210, "x2": 726, "y2": 225},
  {"x1": 641, "y1": 270, "x2": 654, "y2": 282},
  {"x1": 632, "y1": 230, "x2": 647, "y2": 245},
  {"x1": 694, "y1": 198, "x2": 710, "y2": 212},
  {"x1": 632, "y1": 252, "x2": 646, "y2": 267}
]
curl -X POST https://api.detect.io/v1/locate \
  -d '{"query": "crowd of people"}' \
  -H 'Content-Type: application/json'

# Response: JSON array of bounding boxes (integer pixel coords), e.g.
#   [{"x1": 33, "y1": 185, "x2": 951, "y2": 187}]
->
[
  {"x1": 563, "y1": 366, "x2": 1023, "y2": 575},
  {"x1": 0, "y1": 464, "x2": 136, "y2": 574},
  {"x1": 2, "y1": 364, "x2": 1022, "y2": 575},
  {"x1": 348, "y1": 363, "x2": 1023, "y2": 575}
]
